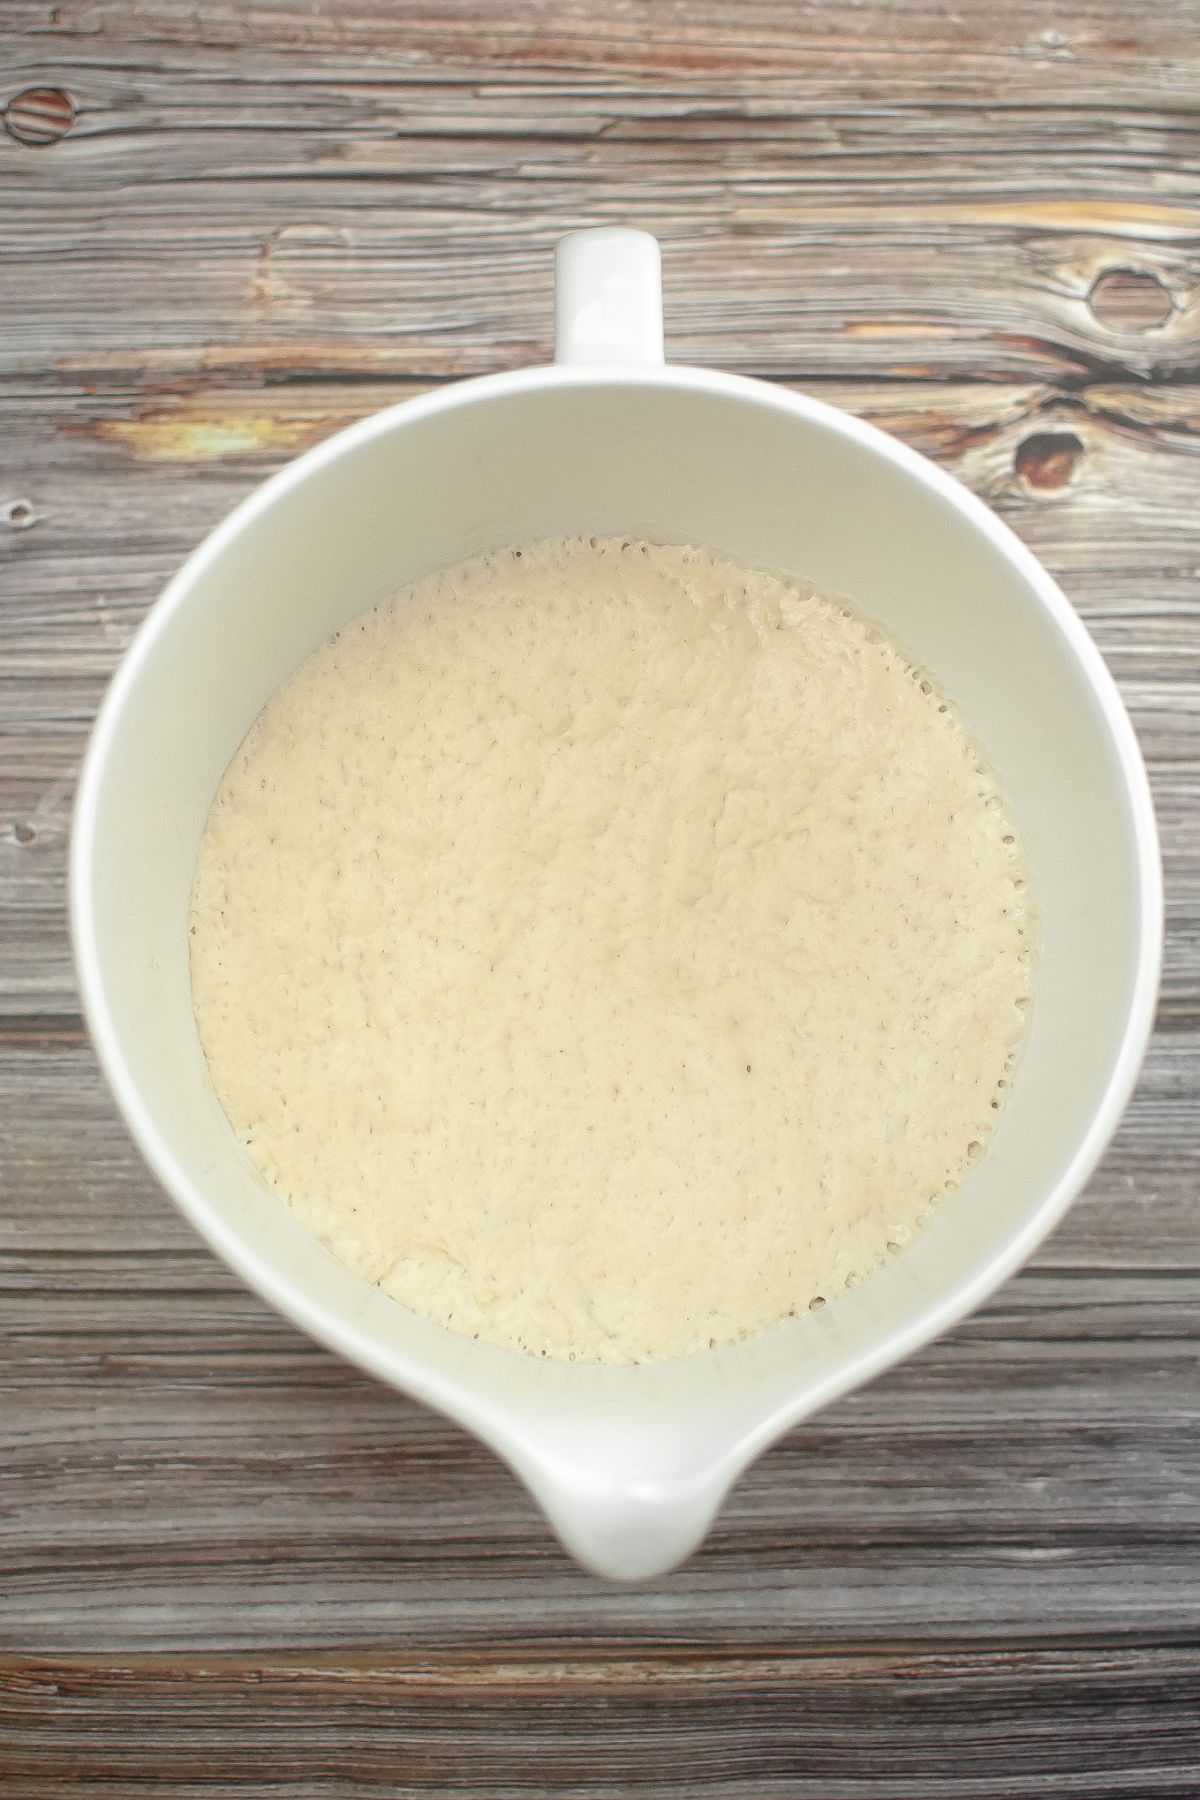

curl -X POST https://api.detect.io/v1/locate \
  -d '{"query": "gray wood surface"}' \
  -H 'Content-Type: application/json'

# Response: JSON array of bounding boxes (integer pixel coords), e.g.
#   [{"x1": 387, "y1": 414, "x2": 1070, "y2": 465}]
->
[{"x1": 1, "y1": 1, "x2": 1198, "y2": 1792}]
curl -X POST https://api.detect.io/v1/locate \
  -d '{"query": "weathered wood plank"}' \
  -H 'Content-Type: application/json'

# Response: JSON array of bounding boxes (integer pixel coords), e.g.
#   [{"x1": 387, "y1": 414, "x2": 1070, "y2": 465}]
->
[
  {"x1": 2, "y1": 1644, "x2": 1199, "y2": 1799},
  {"x1": 7, "y1": 0, "x2": 1200, "y2": 97},
  {"x1": 2, "y1": 5, "x2": 1199, "y2": 392}
]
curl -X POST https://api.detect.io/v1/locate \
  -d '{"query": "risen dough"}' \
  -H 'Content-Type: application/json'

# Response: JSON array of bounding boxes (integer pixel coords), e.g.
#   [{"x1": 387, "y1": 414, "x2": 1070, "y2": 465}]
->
[{"x1": 190, "y1": 536, "x2": 1032, "y2": 1362}]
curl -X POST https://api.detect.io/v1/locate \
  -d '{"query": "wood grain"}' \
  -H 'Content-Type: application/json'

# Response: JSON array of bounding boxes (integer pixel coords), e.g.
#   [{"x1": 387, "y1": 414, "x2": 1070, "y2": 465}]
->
[
  {"x1": 2, "y1": 0, "x2": 1199, "y2": 1791},
  {"x1": 2, "y1": 1645, "x2": 1199, "y2": 1798}
]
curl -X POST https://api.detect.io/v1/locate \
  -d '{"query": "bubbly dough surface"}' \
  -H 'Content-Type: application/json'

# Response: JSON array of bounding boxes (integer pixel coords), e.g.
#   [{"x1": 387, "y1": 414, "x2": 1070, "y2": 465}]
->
[{"x1": 190, "y1": 536, "x2": 1033, "y2": 1363}]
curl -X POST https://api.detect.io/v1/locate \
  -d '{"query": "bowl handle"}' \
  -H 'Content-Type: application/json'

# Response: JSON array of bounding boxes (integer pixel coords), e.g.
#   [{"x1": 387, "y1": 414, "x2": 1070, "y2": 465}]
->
[{"x1": 554, "y1": 228, "x2": 665, "y2": 367}]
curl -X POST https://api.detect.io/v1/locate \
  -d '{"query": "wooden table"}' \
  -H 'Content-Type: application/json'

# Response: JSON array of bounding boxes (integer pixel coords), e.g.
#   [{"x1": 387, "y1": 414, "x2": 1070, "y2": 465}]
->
[{"x1": 2, "y1": 3, "x2": 1198, "y2": 1792}]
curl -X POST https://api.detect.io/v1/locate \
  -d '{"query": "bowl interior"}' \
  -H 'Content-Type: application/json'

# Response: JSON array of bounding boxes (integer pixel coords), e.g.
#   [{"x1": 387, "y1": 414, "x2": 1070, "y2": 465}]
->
[{"x1": 74, "y1": 370, "x2": 1158, "y2": 1577}]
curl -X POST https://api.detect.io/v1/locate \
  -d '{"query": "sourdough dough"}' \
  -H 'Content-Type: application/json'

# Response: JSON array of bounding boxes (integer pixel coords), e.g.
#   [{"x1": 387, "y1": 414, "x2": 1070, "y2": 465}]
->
[{"x1": 190, "y1": 536, "x2": 1033, "y2": 1362}]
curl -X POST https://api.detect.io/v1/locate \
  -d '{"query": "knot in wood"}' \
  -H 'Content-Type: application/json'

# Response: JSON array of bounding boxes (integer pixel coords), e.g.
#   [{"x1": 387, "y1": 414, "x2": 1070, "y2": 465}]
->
[
  {"x1": 1089, "y1": 268, "x2": 1173, "y2": 332},
  {"x1": 1014, "y1": 431, "x2": 1085, "y2": 491},
  {"x1": 4, "y1": 86, "x2": 74, "y2": 146}
]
